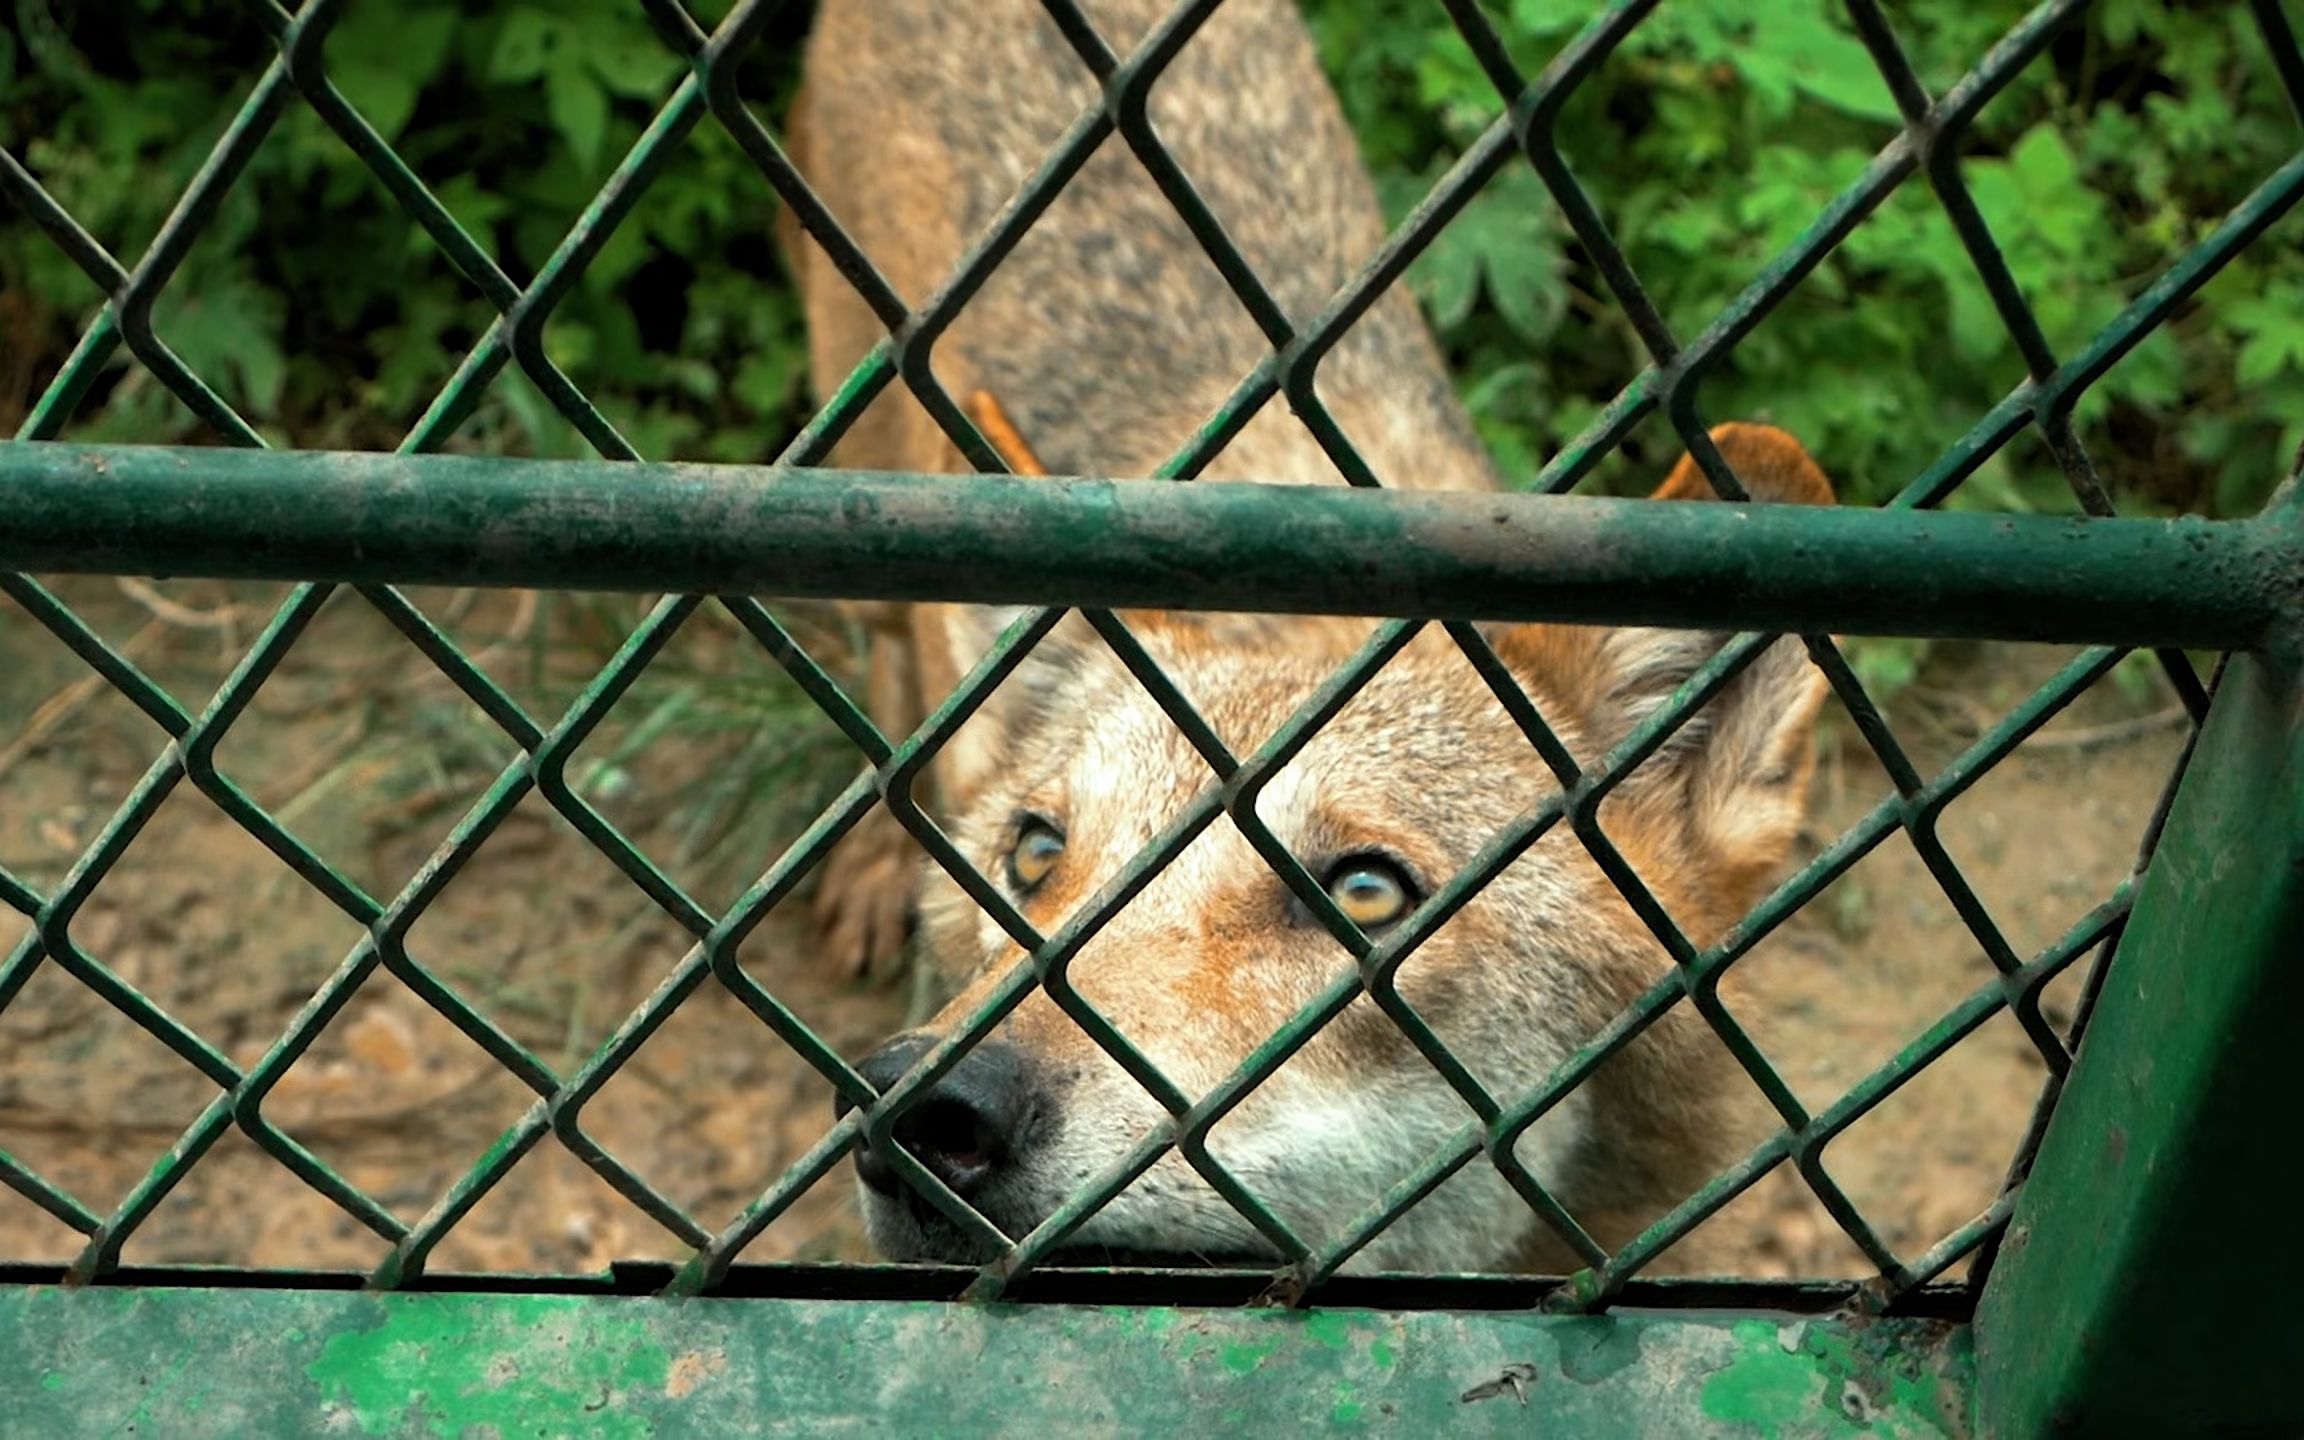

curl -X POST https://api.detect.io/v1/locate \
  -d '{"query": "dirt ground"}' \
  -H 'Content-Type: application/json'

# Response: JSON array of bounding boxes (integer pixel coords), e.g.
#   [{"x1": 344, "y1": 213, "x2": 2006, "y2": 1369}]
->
[{"x1": 0, "y1": 576, "x2": 2191, "y2": 1284}]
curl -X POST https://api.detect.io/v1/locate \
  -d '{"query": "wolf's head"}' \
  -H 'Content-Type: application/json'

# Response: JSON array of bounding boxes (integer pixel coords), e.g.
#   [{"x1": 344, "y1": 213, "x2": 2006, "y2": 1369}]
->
[{"x1": 848, "y1": 424, "x2": 1836, "y2": 1272}]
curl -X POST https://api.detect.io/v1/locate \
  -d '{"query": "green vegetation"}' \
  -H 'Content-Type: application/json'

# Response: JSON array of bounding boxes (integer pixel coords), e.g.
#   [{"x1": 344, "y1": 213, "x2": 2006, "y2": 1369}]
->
[
  {"x1": 2, "y1": 0, "x2": 808, "y2": 461},
  {"x1": 1315, "y1": 0, "x2": 2304, "y2": 523}
]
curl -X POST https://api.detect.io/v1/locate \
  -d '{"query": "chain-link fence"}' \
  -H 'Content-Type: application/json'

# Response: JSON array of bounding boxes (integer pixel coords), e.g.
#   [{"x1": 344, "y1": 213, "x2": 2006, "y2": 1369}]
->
[{"x1": 3, "y1": 0, "x2": 2302, "y2": 1432}]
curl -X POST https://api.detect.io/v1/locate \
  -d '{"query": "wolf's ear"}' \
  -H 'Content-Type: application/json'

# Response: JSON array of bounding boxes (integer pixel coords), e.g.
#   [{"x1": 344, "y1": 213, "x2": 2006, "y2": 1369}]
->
[
  {"x1": 919, "y1": 604, "x2": 1108, "y2": 806},
  {"x1": 1584, "y1": 626, "x2": 1827, "y2": 905},
  {"x1": 1647, "y1": 421, "x2": 1835, "y2": 506},
  {"x1": 934, "y1": 605, "x2": 1102, "y2": 719},
  {"x1": 1610, "y1": 424, "x2": 1834, "y2": 907},
  {"x1": 1492, "y1": 425, "x2": 1836, "y2": 914}
]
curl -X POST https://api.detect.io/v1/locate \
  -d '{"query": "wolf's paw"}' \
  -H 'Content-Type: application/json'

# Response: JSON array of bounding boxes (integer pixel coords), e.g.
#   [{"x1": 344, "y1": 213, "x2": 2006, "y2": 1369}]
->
[{"x1": 812, "y1": 805, "x2": 918, "y2": 981}]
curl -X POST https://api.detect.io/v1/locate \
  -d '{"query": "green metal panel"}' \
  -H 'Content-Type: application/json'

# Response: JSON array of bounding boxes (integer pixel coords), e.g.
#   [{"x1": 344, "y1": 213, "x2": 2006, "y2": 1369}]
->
[
  {"x1": 0, "y1": 442, "x2": 2298, "y2": 649},
  {"x1": 0, "y1": 1285, "x2": 1976, "y2": 1437},
  {"x1": 1971, "y1": 557, "x2": 2304, "y2": 1435}
]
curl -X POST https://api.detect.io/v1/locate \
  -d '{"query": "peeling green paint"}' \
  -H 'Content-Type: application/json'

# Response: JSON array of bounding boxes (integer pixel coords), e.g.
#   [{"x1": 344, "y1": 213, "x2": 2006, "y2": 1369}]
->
[
  {"x1": 1703, "y1": 1321, "x2": 1825, "y2": 1431},
  {"x1": 306, "y1": 1296, "x2": 672, "y2": 1439},
  {"x1": 1554, "y1": 1315, "x2": 1644, "y2": 1384},
  {"x1": 1219, "y1": 1334, "x2": 1284, "y2": 1374},
  {"x1": 0, "y1": 1285, "x2": 1977, "y2": 1436},
  {"x1": 1696, "y1": 1316, "x2": 1977, "y2": 1439},
  {"x1": 1303, "y1": 1310, "x2": 1353, "y2": 1350}
]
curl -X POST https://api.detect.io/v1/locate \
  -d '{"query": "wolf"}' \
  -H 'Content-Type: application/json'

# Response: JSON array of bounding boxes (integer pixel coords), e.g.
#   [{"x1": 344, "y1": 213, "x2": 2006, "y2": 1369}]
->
[{"x1": 784, "y1": 0, "x2": 1834, "y2": 1270}]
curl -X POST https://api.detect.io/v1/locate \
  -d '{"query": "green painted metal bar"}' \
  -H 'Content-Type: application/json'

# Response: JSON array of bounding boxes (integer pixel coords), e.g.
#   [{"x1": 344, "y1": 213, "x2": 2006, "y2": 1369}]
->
[
  {"x1": 1972, "y1": 581, "x2": 2304, "y2": 1433},
  {"x1": 3, "y1": 442, "x2": 2296, "y2": 647},
  {"x1": 0, "y1": 1285, "x2": 1977, "y2": 1437}
]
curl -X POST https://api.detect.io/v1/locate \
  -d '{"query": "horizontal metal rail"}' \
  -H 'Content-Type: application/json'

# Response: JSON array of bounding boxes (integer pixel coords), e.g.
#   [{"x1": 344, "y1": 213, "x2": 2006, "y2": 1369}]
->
[
  {"x1": 0, "y1": 1284, "x2": 1978, "y2": 1435},
  {"x1": 2, "y1": 442, "x2": 2297, "y2": 648}
]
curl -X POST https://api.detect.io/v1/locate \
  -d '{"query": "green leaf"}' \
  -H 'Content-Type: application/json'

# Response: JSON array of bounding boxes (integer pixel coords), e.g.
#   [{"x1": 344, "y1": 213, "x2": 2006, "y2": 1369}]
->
[
  {"x1": 1848, "y1": 636, "x2": 1924, "y2": 699},
  {"x1": 1654, "y1": 0, "x2": 1747, "y2": 64},
  {"x1": 490, "y1": 8, "x2": 560, "y2": 85},
  {"x1": 2098, "y1": 0, "x2": 2156, "y2": 47},
  {"x1": 585, "y1": 220, "x2": 651, "y2": 295},
  {"x1": 1461, "y1": 360, "x2": 1541, "y2": 419},
  {"x1": 331, "y1": 61, "x2": 421, "y2": 141},
  {"x1": 1772, "y1": 6, "x2": 1900, "y2": 122},
  {"x1": 154, "y1": 270, "x2": 288, "y2": 418},
  {"x1": 1489, "y1": 253, "x2": 1560, "y2": 341},
  {"x1": 546, "y1": 59, "x2": 610, "y2": 169},
  {"x1": 1411, "y1": 46, "x2": 1495, "y2": 146},
  {"x1": 2237, "y1": 330, "x2": 2304, "y2": 388},
  {"x1": 2112, "y1": 325, "x2": 2183, "y2": 411},
  {"x1": 330, "y1": 5, "x2": 459, "y2": 137},
  {"x1": 499, "y1": 371, "x2": 583, "y2": 458},
  {"x1": 1412, "y1": 172, "x2": 1550, "y2": 323},
  {"x1": 1409, "y1": 231, "x2": 1481, "y2": 333},
  {"x1": 2220, "y1": 286, "x2": 2304, "y2": 344},
  {"x1": 235, "y1": 336, "x2": 287, "y2": 418},
  {"x1": 543, "y1": 318, "x2": 596, "y2": 373},
  {"x1": 1731, "y1": 46, "x2": 1799, "y2": 117},
  {"x1": 733, "y1": 349, "x2": 801, "y2": 416},
  {"x1": 576, "y1": 15, "x2": 683, "y2": 100},
  {"x1": 1509, "y1": 0, "x2": 1594, "y2": 37},
  {"x1": 2009, "y1": 125, "x2": 2079, "y2": 193},
  {"x1": 425, "y1": 175, "x2": 511, "y2": 258},
  {"x1": 665, "y1": 358, "x2": 722, "y2": 404}
]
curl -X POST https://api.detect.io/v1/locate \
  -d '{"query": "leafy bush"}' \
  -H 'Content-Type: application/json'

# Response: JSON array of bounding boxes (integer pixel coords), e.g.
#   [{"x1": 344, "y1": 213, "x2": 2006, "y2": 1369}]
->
[
  {"x1": 4, "y1": 2, "x2": 2298, "y2": 508},
  {"x1": 2, "y1": 0, "x2": 808, "y2": 460},
  {"x1": 1313, "y1": 0, "x2": 2304, "y2": 520}
]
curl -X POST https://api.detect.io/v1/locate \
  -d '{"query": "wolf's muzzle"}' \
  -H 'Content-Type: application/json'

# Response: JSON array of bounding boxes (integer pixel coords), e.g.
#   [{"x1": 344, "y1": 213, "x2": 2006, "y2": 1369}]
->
[{"x1": 839, "y1": 1033, "x2": 1045, "y2": 1211}]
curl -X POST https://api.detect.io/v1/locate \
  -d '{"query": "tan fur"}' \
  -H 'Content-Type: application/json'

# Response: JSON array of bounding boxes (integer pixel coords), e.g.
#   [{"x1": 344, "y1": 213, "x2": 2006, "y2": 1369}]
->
[{"x1": 788, "y1": 0, "x2": 1837, "y2": 1271}]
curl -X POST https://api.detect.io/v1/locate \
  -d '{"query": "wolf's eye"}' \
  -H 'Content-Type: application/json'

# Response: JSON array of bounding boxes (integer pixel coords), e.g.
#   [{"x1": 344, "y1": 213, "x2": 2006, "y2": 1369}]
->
[
  {"x1": 1323, "y1": 856, "x2": 1417, "y2": 930},
  {"x1": 1006, "y1": 817, "x2": 1066, "y2": 892}
]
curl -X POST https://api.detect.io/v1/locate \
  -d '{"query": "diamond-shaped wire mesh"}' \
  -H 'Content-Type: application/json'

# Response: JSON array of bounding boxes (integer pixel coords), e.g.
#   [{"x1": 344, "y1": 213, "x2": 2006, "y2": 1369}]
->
[{"x1": 2, "y1": 0, "x2": 2300, "y2": 1313}]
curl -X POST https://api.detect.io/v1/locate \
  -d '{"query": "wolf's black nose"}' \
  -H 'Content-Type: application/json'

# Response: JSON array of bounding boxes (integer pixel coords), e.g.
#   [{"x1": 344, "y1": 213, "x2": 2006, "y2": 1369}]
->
[{"x1": 841, "y1": 1033, "x2": 1039, "y2": 1201}]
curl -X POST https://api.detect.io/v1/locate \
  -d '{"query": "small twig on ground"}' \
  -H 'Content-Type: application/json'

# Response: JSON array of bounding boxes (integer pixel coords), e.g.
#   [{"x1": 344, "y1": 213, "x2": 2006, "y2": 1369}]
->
[
  {"x1": 0, "y1": 619, "x2": 167, "y2": 779},
  {"x1": 427, "y1": 587, "x2": 542, "y2": 685},
  {"x1": 1899, "y1": 681, "x2": 2185, "y2": 755},
  {"x1": 272, "y1": 750, "x2": 403, "y2": 832},
  {"x1": 0, "y1": 1060, "x2": 512, "y2": 1142},
  {"x1": 2026, "y1": 706, "x2": 2189, "y2": 752},
  {"x1": 111, "y1": 577, "x2": 260, "y2": 633}
]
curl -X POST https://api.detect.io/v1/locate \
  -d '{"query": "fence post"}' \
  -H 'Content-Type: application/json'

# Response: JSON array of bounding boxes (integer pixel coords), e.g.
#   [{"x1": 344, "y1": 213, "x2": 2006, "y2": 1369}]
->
[{"x1": 1972, "y1": 481, "x2": 2304, "y2": 1436}]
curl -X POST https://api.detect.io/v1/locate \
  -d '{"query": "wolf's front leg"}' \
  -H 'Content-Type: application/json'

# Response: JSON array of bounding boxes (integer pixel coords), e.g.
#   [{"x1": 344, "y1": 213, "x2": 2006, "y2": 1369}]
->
[{"x1": 811, "y1": 604, "x2": 925, "y2": 979}]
